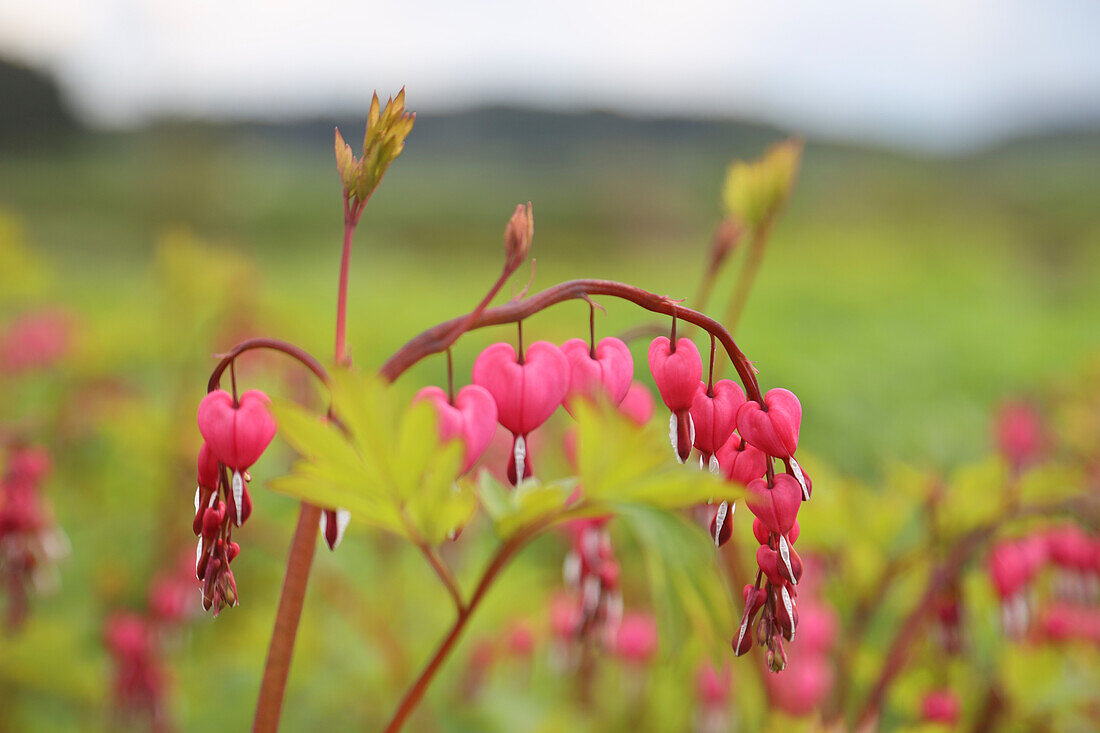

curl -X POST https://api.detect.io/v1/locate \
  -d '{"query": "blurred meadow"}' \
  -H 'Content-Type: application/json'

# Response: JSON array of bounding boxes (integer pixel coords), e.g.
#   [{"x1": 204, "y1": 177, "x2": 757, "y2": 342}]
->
[{"x1": 1, "y1": 51, "x2": 1099, "y2": 733}]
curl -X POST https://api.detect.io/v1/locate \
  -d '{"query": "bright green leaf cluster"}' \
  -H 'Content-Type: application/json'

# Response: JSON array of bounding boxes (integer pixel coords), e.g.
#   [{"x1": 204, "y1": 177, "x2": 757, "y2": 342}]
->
[
  {"x1": 721, "y1": 138, "x2": 802, "y2": 229},
  {"x1": 573, "y1": 401, "x2": 738, "y2": 510},
  {"x1": 335, "y1": 89, "x2": 415, "y2": 204},
  {"x1": 269, "y1": 370, "x2": 472, "y2": 545}
]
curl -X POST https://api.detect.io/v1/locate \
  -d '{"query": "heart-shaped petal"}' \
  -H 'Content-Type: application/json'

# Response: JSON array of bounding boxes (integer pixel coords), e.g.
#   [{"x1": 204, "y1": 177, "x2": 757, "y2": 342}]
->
[
  {"x1": 473, "y1": 341, "x2": 569, "y2": 436},
  {"x1": 560, "y1": 337, "x2": 634, "y2": 414},
  {"x1": 745, "y1": 474, "x2": 802, "y2": 536},
  {"x1": 756, "y1": 544, "x2": 787, "y2": 587},
  {"x1": 197, "y1": 389, "x2": 277, "y2": 471},
  {"x1": 414, "y1": 385, "x2": 498, "y2": 475},
  {"x1": 752, "y1": 516, "x2": 800, "y2": 546},
  {"x1": 647, "y1": 337, "x2": 702, "y2": 413},
  {"x1": 716, "y1": 436, "x2": 767, "y2": 487},
  {"x1": 691, "y1": 380, "x2": 746, "y2": 457},
  {"x1": 736, "y1": 388, "x2": 802, "y2": 458}
]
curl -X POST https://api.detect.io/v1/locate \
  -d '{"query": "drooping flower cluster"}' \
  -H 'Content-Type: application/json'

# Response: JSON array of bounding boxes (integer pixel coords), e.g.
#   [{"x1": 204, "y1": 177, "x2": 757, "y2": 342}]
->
[
  {"x1": 560, "y1": 518, "x2": 623, "y2": 648},
  {"x1": 105, "y1": 612, "x2": 170, "y2": 731},
  {"x1": 194, "y1": 388, "x2": 277, "y2": 615},
  {"x1": 105, "y1": 553, "x2": 198, "y2": 732},
  {"x1": 988, "y1": 523, "x2": 1100, "y2": 641},
  {"x1": 0, "y1": 443, "x2": 66, "y2": 629},
  {"x1": 644, "y1": 334, "x2": 809, "y2": 669}
]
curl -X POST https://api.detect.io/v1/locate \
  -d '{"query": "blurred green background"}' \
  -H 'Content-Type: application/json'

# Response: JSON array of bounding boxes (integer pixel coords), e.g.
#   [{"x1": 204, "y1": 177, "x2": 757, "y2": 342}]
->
[{"x1": 0, "y1": 53, "x2": 1098, "y2": 731}]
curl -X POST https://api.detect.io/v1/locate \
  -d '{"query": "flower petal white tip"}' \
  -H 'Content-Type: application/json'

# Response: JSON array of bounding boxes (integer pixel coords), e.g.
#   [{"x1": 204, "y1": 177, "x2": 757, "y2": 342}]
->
[{"x1": 231, "y1": 471, "x2": 244, "y2": 526}]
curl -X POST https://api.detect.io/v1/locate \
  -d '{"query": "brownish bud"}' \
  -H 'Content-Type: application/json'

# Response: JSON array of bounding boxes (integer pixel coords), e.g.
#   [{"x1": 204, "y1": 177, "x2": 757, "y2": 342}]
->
[
  {"x1": 708, "y1": 217, "x2": 744, "y2": 271},
  {"x1": 504, "y1": 201, "x2": 533, "y2": 272}
]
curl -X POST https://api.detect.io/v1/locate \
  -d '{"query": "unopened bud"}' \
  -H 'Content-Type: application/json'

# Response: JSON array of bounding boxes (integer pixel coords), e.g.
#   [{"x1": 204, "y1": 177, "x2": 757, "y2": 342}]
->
[{"x1": 504, "y1": 202, "x2": 533, "y2": 272}]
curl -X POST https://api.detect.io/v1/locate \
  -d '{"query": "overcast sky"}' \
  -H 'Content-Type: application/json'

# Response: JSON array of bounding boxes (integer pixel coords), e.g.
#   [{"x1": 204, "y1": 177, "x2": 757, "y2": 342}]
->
[{"x1": 1, "y1": 0, "x2": 1098, "y2": 150}]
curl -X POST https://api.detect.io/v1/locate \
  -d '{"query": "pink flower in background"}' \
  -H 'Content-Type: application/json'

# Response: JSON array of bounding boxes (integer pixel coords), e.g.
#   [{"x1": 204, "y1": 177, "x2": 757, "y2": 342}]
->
[
  {"x1": 0, "y1": 309, "x2": 72, "y2": 375},
  {"x1": 994, "y1": 400, "x2": 1045, "y2": 471},
  {"x1": 104, "y1": 611, "x2": 170, "y2": 731},
  {"x1": 920, "y1": 689, "x2": 960, "y2": 725},
  {"x1": 506, "y1": 621, "x2": 536, "y2": 657},
  {"x1": 614, "y1": 612, "x2": 658, "y2": 665}
]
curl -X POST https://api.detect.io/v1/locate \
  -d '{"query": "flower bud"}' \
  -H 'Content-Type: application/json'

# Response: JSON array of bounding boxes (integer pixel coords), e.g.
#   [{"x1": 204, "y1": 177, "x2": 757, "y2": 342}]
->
[{"x1": 504, "y1": 202, "x2": 534, "y2": 272}]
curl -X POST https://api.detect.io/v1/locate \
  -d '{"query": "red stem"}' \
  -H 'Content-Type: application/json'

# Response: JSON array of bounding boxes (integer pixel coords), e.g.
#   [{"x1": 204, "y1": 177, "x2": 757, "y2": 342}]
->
[
  {"x1": 208, "y1": 338, "x2": 329, "y2": 393},
  {"x1": 253, "y1": 503, "x2": 323, "y2": 733},
  {"x1": 250, "y1": 198, "x2": 362, "y2": 731},
  {"x1": 382, "y1": 521, "x2": 549, "y2": 733},
  {"x1": 334, "y1": 199, "x2": 360, "y2": 367},
  {"x1": 379, "y1": 278, "x2": 765, "y2": 405}
]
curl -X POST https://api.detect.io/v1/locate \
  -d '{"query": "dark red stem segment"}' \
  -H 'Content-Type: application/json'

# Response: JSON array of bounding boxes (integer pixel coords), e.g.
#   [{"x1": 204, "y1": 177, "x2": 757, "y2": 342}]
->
[
  {"x1": 334, "y1": 198, "x2": 363, "y2": 367},
  {"x1": 382, "y1": 521, "x2": 550, "y2": 733},
  {"x1": 379, "y1": 278, "x2": 764, "y2": 405},
  {"x1": 208, "y1": 338, "x2": 329, "y2": 394},
  {"x1": 253, "y1": 503, "x2": 323, "y2": 733}
]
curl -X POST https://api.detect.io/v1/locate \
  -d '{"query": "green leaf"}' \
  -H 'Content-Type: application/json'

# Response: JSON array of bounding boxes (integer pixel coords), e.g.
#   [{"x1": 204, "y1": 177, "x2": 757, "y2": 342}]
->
[
  {"x1": 475, "y1": 472, "x2": 576, "y2": 540},
  {"x1": 616, "y1": 504, "x2": 732, "y2": 647},
  {"x1": 269, "y1": 370, "x2": 467, "y2": 544},
  {"x1": 574, "y1": 401, "x2": 739, "y2": 508}
]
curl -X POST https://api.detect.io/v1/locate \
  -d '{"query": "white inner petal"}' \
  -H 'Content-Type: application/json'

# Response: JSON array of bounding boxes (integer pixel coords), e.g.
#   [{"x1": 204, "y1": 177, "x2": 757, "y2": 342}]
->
[
  {"x1": 790, "y1": 457, "x2": 809, "y2": 500},
  {"x1": 781, "y1": 585, "x2": 796, "y2": 641},
  {"x1": 232, "y1": 470, "x2": 244, "y2": 525},
  {"x1": 195, "y1": 537, "x2": 204, "y2": 579},
  {"x1": 713, "y1": 501, "x2": 729, "y2": 547},
  {"x1": 562, "y1": 552, "x2": 581, "y2": 588},
  {"x1": 779, "y1": 534, "x2": 796, "y2": 584},
  {"x1": 194, "y1": 486, "x2": 201, "y2": 512},
  {"x1": 332, "y1": 508, "x2": 351, "y2": 548},
  {"x1": 708, "y1": 454, "x2": 720, "y2": 475},
  {"x1": 514, "y1": 435, "x2": 527, "y2": 482},
  {"x1": 582, "y1": 575, "x2": 600, "y2": 613},
  {"x1": 669, "y1": 414, "x2": 681, "y2": 462}
]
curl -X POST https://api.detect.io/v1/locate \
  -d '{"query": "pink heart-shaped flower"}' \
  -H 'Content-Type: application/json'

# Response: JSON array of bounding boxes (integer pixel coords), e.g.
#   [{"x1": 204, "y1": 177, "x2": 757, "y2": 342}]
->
[
  {"x1": 745, "y1": 474, "x2": 802, "y2": 537},
  {"x1": 647, "y1": 337, "x2": 702, "y2": 413},
  {"x1": 473, "y1": 341, "x2": 569, "y2": 437},
  {"x1": 197, "y1": 389, "x2": 277, "y2": 471},
  {"x1": 756, "y1": 545, "x2": 787, "y2": 587},
  {"x1": 716, "y1": 437, "x2": 767, "y2": 486},
  {"x1": 736, "y1": 388, "x2": 801, "y2": 459},
  {"x1": 690, "y1": 379, "x2": 746, "y2": 458},
  {"x1": 414, "y1": 385, "x2": 498, "y2": 475},
  {"x1": 560, "y1": 337, "x2": 634, "y2": 414},
  {"x1": 753, "y1": 516, "x2": 800, "y2": 546}
]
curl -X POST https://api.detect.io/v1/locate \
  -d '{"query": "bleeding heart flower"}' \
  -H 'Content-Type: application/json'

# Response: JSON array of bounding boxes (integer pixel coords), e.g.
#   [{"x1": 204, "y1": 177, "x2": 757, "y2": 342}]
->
[
  {"x1": 197, "y1": 390, "x2": 278, "y2": 472},
  {"x1": 473, "y1": 341, "x2": 569, "y2": 484},
  {"x1": 921, "y1": 690, "x2": 960, "y2": 725},
  {"x1": 733, "y1": 584, "x2": 768, "y2": 656},
  {"x1": 560, "y1": 337, "x2": 633, "y2": 414},
  {"x1": 690, "y1": 380, "x2": 745, "y2": 472},
  {"x1": 745, "y1": 474, "x2": 802, "y2": 537},
  {"x1": 717, "y1": 437, "x2": 767, "y2": 486},
  {"x1": 756, "y1": 545, "x2": 788, "y2": 587},
  {"x1": 709, "y1": 500, "x2": 735, "y2": 547},
  {"x1": 414, "y1": 385, "x2": 498, "y2": 475},
  {"x1": 753, "y1": 517, "x2": 800, "y2": 546},
  {"x1": 648, "y1": 336, "x2": 702, "y2": 462},
  {"x1": 736, "y1": 388, "x2": 801, "y2": 459},
  {"x1": 320, "y1": 508, "x2": 351, "y2": 551}
]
